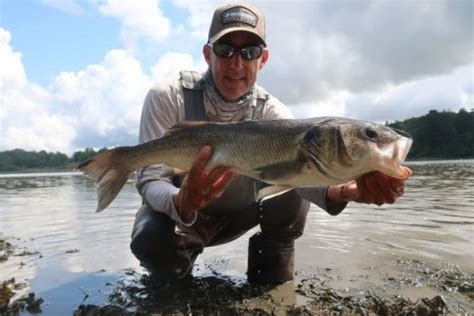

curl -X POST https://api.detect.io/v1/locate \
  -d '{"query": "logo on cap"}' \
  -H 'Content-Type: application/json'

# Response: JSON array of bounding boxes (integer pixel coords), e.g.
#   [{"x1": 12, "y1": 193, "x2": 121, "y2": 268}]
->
[{"x1": 221, "y1": 7, "x2": 258, "y2": 27}]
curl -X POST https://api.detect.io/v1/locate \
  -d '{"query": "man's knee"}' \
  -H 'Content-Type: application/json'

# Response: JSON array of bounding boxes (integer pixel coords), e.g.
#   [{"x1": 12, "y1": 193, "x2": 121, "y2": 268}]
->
[
  {"x1": 130, "y1": 205, "x2": 175, "y2": 259},
  {"x1": 260, "y1": 190, "x2": 310, "y2": 239}
]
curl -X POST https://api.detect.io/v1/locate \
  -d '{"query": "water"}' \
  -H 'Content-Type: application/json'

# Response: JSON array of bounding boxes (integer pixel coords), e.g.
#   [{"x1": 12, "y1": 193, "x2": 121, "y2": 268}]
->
[{"x1": 0, "y1": 160, "x2": 473, "y2": 314}]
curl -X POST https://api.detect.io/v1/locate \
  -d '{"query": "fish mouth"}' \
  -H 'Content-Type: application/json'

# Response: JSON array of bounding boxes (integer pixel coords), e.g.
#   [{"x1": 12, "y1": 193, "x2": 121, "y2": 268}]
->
[{"x1": 377, "y1": 136, "x2": 413, "y2": 179}]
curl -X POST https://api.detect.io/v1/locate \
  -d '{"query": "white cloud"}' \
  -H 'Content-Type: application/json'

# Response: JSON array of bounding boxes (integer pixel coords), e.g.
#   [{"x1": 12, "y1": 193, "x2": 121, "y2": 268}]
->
[
  {"x1": 172, "y1": 0, "x2": 216, "y2": 40},
  {"x1": 0, "y1": 29, "x2": 27, "y2": 89},
  {"x1": 150, "y1": 51, "x2": 206, "y2": 82},
  {"x1": 98, "y1": 0, "x2": 171, "y2": 51},
  {"x1": 1, "y1": 28, "x2": 76, "y2": 154},
  {"x1": 48, "y1": 49, "x2": 152, "y2": 149},
  {"x1": 255, "y1": 0, "x2": 473, "y2": 107},
  {"x1": 1, "y1": 1, "x2": 473, "y2": 154},
  {"x1": 344, "y1": 65, "x2": 473, "y2": 123},
  {"x1": 0, "y1": 27, "x2": 204, "y2": 154}
]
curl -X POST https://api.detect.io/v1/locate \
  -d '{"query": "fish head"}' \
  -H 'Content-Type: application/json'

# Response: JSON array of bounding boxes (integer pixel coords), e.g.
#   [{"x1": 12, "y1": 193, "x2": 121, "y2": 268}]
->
[{"x1": 301, "y1": 118, "x2": 412, "y2": 181}]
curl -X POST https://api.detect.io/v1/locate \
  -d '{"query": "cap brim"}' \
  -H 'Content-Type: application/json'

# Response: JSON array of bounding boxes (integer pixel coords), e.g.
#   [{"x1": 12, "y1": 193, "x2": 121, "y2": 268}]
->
[{"x1": 209, "y1": 27, "x2": 266, "y2": 45}]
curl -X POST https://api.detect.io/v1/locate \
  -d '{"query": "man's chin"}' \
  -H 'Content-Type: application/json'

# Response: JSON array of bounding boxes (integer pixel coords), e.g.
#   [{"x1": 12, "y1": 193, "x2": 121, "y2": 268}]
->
[{"x1": 221, "y1": 89, "x2": 249, "y2": 102}]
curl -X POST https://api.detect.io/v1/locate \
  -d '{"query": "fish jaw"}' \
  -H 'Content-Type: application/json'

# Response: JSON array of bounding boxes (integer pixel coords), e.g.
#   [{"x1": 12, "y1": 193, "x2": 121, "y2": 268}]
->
[{"x1": 375, "y1": 136, "x2": 413, "y2": 179}]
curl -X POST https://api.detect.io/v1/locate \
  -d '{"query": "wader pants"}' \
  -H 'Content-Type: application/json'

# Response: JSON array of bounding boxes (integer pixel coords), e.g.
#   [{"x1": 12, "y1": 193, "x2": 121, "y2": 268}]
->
[{"x1": 130, "y1": 190, "x2": 310, "y2": 284}]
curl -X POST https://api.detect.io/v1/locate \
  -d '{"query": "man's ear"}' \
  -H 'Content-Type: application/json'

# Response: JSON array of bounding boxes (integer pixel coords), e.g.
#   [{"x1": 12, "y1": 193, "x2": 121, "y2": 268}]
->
[
  {"x1": 259, "y1": 49, "x2": 269, "y2": 70},
  {"x1": 203, "y1": 44, "x2": 211, "y2": 65}
]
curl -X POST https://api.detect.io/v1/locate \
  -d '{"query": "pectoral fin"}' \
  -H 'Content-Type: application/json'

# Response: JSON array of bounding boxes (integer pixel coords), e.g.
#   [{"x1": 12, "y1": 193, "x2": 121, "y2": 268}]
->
[
  {"x1": 254, "y1": 160, "x2": 303, "y2": 181},
  {"x1": 255, "y1": 185, "x2": 294, "y2": 202}
]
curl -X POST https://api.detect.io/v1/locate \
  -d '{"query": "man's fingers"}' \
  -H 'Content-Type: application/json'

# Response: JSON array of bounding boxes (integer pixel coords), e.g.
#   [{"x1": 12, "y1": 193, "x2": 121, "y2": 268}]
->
[
  {"x1": 212, "y1": 171, "x2": 239, "y2": 191},
  {"x1": 189, "y1": 145, "x2": 213, "y2": 180},
  {"x1": 357, "y1": 172, "x2": 386, "y2": 205},
  {"x1": 355, "y1": 174, "x2": 374, "y2": 204},
  {"x1": 206, "y1": 166, "x2": 232, "y2": 185},
  {"x1": 356, "y1": 171, "x2": 409, "y2": 205}
]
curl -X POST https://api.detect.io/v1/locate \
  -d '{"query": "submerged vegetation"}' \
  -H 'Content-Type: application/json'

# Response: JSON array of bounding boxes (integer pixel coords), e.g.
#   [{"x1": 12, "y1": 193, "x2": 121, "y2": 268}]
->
[
  {"x1": 0, "y1": 237, "x2": 44, "y2": 314},
  {"x1": 0, "y1": 109, "x2": 472, "y2": 172},
  {"x1": 70, "y1": 258, "x2": 473, "y2": 315}
]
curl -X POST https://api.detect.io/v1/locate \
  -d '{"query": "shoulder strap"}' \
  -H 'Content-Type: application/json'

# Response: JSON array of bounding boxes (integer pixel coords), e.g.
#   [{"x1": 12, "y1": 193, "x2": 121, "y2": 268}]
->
[
  {"x1": 179, "y1": 70, "x2": 204, "y2": 90},
  {"x1": 252, "y1": 86, "x2": 269, "y2": 120},
  {"x1": 180, "y1": 70, "x2": 207, "y2": 121}
]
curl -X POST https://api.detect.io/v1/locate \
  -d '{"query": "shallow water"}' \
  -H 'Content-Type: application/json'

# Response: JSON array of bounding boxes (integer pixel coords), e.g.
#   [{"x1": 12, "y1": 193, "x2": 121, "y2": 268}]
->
[{"x1": 0, "y1": 160, "x2": 473, "y2": 314}]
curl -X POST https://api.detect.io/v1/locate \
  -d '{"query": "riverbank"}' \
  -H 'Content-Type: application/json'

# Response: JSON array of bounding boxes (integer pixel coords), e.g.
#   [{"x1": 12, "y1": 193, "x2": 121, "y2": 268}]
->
[{"x1": 2, "y1": 234, "x2": 473, "y2": 315}]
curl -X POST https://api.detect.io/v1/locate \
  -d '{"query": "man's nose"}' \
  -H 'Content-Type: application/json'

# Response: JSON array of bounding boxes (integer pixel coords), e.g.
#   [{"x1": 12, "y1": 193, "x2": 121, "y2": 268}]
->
[{"x1": 229, "y1": 52, "x2": 243, "y2": 68}]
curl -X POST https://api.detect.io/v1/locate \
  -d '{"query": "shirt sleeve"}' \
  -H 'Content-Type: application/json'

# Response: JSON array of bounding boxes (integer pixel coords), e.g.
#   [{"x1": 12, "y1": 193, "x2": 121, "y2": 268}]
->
[
  {"x1": 295, "y1": 187, "x2": 347, "y2": 216},
  {"x1": 136, "y1": 80, "x2": 196, "y2": 226}
]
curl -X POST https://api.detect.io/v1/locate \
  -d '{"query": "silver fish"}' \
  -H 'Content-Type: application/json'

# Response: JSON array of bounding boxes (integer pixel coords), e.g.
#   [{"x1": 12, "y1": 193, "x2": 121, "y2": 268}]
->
[{"x1": 78, "y1": 117, "x2": 412, "y2": 212}]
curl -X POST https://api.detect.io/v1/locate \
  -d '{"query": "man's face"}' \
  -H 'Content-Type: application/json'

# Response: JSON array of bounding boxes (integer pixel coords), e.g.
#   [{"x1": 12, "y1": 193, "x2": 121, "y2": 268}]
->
[{"x1": 203, "y1": 31, "x2": 269, "y2": 102}]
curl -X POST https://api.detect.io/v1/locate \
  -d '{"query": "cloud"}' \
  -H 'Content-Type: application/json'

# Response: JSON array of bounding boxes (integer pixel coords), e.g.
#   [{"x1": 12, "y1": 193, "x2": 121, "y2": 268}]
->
[
  {"x1": 1, "y1": 28, "x2": 76, "y2": 154},
  {"x1": 48, "y1": 49, "x2": 152, "y2": 149},
  {"x1": 256, "y1": 0, "x2": 473, "y2": 106},
  {"x1": 1, "y1": 1, "x2": 472, "y2": 154},
  {"x1": 98, "y1": 0, "x2": 171, "y2": 51},
  {"x1": 172, "y1": 0, "x2": 216, "y2": 41},
  {"x1": 344, "y1": 65, "x2": 473, "y2": 123},
  {"x1": 0, "y1": 27, "x2": 201, "y2": 154},
  {"x1": 0, "y1": 29, "x2": 27, "y2": 89},
  {"x1": 150, "y1": 51, "x2": 207, "y2": 82}
]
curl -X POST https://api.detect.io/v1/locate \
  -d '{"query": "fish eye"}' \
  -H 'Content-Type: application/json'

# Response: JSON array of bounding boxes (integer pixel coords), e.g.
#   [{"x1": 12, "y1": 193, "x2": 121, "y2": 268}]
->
[{"x1": 365, "y1": 128, "x2": 378, "y2": 139}]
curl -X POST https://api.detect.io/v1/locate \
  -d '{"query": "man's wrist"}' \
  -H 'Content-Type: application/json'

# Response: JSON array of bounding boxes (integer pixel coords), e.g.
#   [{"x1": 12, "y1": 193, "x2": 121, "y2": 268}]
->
[
  {"x1": 172, "y1": 191, "x2": 197, "y2": 223},
  {"x1": 327, "y1": 184, "x2": 351, "y2": 203}
]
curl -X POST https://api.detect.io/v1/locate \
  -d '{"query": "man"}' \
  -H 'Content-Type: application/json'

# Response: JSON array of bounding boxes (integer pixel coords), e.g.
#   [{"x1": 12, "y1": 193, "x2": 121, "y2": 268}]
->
[{"x1": 131, "y1": 3, "x2": 409, "y2": 285}]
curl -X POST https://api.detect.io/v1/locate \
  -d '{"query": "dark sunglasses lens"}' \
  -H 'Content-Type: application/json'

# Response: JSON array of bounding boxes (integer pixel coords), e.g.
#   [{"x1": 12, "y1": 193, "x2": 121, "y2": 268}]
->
[
  {"x1": 213, "y1": 44, "x2": 234, "y2": 58},
  {"x1": 241, "y1": 46, "x2": 263, "y2": 60}
]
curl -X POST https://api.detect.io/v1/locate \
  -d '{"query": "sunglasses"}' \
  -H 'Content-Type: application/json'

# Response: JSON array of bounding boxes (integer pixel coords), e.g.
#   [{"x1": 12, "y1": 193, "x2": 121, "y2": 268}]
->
[{"x1": 208, "y1": 43, "x2": 265, "y2": 60}]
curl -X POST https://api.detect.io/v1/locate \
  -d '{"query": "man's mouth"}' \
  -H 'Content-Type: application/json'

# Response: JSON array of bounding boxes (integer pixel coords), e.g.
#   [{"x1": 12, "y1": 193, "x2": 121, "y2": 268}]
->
[{"x1": 227, "y1": 75, "x2": 245, "y2": 81}]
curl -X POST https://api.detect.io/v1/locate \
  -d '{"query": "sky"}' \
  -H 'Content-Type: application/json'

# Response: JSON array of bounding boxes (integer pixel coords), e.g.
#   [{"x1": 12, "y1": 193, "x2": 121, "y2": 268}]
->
[{"x1": 0, "y1": 0, "x2": 473, "y2": 155}]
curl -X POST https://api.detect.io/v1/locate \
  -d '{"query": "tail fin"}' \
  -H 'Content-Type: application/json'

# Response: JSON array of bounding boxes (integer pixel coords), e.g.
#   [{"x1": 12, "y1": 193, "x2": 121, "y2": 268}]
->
[{"x1": 77, "y1": 148, "x2": 132, "y2": 212}]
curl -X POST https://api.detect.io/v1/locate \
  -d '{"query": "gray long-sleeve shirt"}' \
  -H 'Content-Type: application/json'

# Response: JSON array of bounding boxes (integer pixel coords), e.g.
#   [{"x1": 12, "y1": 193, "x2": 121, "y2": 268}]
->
[{"x1": 136, "y1": 75, "x2": 346, "y2": 225}]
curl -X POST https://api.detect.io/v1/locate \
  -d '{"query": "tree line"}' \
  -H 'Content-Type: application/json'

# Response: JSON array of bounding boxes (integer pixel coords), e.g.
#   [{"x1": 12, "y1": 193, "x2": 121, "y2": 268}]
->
[
  {"x1": 0, "y1": 147, "x2": 107, "y2": 172},
  {"x1": 388, "y1": 108, "x2": 473, "y2": 159},
  {"x1": 0, "y1": 109, "x2": 472, "y2": 172}
]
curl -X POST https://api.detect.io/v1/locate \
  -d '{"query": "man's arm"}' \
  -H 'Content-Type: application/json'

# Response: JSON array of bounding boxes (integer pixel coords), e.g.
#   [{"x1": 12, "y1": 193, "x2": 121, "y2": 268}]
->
[{"x1": 136, "y1": 84, "x2": 195, "y2": 225}]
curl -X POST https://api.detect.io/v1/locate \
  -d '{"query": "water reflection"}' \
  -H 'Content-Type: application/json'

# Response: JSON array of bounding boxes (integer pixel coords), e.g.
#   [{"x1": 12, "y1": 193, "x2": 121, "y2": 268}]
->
[{"x1": 0, "y1": 160, "x2": 473, "y2": 313}]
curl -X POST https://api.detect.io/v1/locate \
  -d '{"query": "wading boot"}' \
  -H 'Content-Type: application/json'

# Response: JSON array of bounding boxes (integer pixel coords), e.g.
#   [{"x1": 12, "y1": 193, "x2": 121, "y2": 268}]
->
[{"x1": 247, "y1": 232, "x2": 295, "y2": 285}]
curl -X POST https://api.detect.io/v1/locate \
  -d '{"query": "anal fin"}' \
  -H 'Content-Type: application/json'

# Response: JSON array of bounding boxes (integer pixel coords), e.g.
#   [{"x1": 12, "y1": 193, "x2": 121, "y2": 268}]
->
[{"x1": 255, "y1": 185, "x2": 294, "y2": 202}]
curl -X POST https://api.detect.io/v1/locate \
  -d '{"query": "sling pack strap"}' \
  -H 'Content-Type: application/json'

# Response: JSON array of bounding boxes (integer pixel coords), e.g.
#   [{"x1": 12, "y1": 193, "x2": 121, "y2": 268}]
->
[{"x1": 180, "y1": 70, "x2": 207, "y2": 121}]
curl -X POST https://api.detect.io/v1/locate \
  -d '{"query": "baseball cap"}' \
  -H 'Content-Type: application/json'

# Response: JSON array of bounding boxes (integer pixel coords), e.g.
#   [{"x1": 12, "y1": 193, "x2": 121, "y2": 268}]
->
[{"x1": 208, "y1": 3, "x2": 266, "y2": 46}]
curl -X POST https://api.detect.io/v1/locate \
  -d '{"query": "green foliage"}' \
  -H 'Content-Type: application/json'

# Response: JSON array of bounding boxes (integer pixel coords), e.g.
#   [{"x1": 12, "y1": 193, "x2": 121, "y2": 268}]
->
[
  {"x1": 0, "y1": 148, "x2": 107, "y2": 172},
  {"x1": 388, "y1": 109, "x2": 474, "y2": 159},
  {"x1": 0, "y1": 149, "x2": 69, "y2": 171},
  {"x1": 71, "y1": 147, "x2": 108, "y2": 163}
]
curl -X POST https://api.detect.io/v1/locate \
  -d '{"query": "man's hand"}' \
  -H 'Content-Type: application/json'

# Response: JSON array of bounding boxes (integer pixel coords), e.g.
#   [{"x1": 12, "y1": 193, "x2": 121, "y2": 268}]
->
[
  {"x1": 172, "y1": 145, "x2": 239, "y2": 221},
  {"x1": 327, "y1": 167, "x2": 412, "y2": 206}
]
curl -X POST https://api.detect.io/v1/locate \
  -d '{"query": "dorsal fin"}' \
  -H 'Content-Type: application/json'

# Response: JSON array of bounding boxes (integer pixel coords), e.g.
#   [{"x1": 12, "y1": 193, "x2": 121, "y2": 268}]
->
[{"x1": 167, "y1": 121, "x2": 210, "y2": 133}]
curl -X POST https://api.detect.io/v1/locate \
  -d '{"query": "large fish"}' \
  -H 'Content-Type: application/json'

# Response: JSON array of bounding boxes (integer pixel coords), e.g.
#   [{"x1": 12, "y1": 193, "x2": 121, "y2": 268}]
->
[{"x1": 78, "y1": 117, "x2": 412, "y2": 212}]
